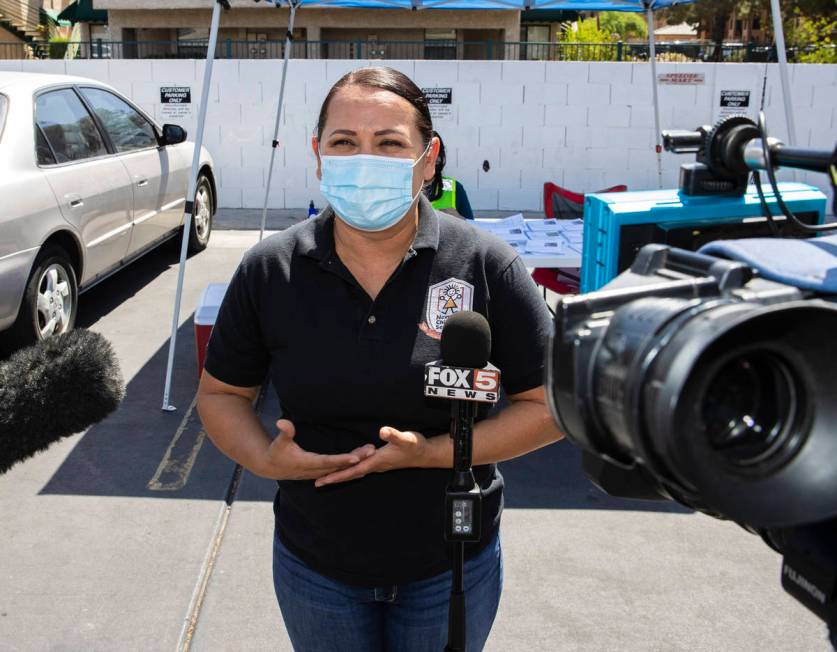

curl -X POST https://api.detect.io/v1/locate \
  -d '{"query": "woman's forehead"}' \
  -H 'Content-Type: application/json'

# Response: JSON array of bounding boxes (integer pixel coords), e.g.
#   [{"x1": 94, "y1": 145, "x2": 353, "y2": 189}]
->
[{"x1": 324, "y1": 85, "x2": 417, "y2": 134}]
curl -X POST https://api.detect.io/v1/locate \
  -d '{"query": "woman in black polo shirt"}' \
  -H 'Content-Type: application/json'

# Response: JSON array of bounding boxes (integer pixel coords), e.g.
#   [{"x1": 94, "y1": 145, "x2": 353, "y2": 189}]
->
[{"x1": 197, "y1": 66, "x2": 562, "y2": 652}]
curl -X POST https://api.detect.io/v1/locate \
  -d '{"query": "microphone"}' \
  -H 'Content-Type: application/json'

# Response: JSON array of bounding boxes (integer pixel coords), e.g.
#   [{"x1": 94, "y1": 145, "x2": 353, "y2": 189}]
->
[
  {"x1": 424, "y1": 311, "x2": 500, "y2": 404},
  {"x1": 429, "y1": 311, "x2": 499, "y2": 652},
  {"x1": 0, "y1": 329, "x2": 125, "y2": 475}
]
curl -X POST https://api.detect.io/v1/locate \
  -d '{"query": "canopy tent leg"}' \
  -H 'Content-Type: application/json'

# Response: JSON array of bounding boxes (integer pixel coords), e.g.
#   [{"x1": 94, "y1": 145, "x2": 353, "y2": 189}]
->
[
  {"x1": 260, "y1": 0, "x2": 300, "y2": 242},
  {"x1": 161, "y1": 0, "x2": 226, "y2": 412},
  {"x1": 646, "y1": 5, "x2": 663, "y2": 189},
  {"x1": 769, "y1": 0, "x2": 796, "y2": 145}
]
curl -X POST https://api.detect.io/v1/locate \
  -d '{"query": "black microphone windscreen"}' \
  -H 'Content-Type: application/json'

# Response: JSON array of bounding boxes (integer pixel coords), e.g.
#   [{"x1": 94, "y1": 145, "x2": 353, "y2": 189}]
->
[
  {"x1": 0, "y1": 329, "x2": 125, "y2": 474},
  {"x1": 440, "y1": 311, "x2": 491, "y2": 368}
]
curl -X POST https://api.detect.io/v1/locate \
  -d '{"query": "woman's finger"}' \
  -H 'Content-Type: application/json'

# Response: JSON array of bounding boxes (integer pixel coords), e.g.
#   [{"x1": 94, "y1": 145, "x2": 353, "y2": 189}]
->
[
  {"x1": 348, "y1": 443, "x2": 377, "y2": 459},
  {"x1": 299, "y1": 450, "x2": 363, "y2": 470},
  {"x1": 275, "y1": 418, "x2": 296, "y2": 440},
  {"x1": 314, "y1": 457, "x2": 379, "y2": 487},
  {"x1": 379, "y1": 426, "x2": 418, "y2": 445}
]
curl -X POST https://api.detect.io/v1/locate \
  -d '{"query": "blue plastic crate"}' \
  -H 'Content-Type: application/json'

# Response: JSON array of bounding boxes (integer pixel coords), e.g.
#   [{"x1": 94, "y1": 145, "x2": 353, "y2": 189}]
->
[{"x1": 581, "y1": 183, "x2": 828, "y2": 292}]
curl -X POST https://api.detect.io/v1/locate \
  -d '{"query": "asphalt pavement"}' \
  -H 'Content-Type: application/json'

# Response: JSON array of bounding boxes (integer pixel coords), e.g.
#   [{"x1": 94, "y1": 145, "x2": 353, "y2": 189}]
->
[{"x1": 0, "y1": 212, "x2": 829, "y2": 651}]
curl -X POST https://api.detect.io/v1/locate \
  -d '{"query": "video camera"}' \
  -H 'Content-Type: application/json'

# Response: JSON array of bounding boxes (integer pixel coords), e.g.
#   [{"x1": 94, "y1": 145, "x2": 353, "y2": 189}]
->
[{"x1": 546, "y1": 114, "x2": 837, "y2": 645}]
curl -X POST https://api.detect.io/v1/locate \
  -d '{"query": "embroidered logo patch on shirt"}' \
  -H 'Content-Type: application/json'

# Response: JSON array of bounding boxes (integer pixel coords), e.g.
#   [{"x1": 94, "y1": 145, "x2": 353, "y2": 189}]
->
[{"x1": 420, "y1": 277, "x2": 474, "y2": 338}]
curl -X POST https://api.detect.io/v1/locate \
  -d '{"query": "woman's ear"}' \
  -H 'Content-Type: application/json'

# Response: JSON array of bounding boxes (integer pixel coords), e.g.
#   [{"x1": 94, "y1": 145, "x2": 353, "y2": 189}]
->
[
  {"x1": 312, "y1": 136, "x2": 322, "y2": 181},
  {"x1": 423, "y1": 136, "x2": 440, "y2": 183}
]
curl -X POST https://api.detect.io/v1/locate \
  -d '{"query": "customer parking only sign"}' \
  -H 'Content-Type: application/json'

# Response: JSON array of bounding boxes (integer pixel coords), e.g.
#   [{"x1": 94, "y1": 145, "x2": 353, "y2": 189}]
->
[
  {"x1": 719, "y1": 90, "x2": 751, "y2": 118},
  {"x1": 160, "y1": 86, "x2": 192, "y2": 120},
  {"x1": 422, "y1": 88, "x2": 453, "y2": 121}
]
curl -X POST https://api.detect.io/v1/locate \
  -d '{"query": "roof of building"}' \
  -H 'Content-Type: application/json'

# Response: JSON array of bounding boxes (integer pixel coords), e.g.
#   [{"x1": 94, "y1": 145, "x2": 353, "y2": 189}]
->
[{"x1": 654, "y1": 22, "x2": 697, "y2": 37}]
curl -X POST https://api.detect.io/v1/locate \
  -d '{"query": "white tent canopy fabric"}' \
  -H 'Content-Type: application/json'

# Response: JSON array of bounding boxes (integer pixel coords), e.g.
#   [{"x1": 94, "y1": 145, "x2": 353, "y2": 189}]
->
[{"x1": 162, "y1": 0, "x2": 798, "y2": 409}]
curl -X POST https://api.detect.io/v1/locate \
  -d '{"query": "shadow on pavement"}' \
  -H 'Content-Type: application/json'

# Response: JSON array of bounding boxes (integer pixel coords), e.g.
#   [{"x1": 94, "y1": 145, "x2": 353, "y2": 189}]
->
[
  {"x1": 40, "y1": 319, "x2": 237, "y2": 500},
  {"x1": 76, "y1": 240, "x2": 193, "y2": 329},
  {"x1": 500, "y1": 440, "x2": 690, "y2": 514}
]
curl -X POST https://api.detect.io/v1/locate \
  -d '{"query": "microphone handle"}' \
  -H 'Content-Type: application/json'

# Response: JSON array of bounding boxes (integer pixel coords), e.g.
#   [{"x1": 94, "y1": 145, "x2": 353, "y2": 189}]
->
[
  {"x1": 446, "y1": 542, "x2": 466, "y2": 652},
  {"x1": 446, "y1": 400, "x2": 476, "y2": 652},
  {"x1": 451, "y1": 400, "x2": 477, "y2": 480}
]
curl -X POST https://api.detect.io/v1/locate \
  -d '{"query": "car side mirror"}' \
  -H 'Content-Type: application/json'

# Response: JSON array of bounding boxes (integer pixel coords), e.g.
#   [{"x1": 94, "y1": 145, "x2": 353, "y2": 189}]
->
[{"x1": 160, "y1": 124, "x2": 187, "y2": 146}]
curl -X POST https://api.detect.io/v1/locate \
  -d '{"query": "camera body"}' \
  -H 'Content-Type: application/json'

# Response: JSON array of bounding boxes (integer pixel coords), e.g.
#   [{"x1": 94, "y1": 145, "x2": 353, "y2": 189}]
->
[
  {"x1": 547, "y1": 241, "x2": 837, "y2": 634},
  {"x1": 548, "y1": 243, "x2": 837, "y2": 530}
]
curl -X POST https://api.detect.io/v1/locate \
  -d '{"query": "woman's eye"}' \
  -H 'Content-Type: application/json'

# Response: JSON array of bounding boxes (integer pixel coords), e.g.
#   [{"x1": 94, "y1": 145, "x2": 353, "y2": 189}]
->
[
  {"x1": 332, "y1": 139, "x2": 353, "y2": 147},
  {"x1": 380, "y1": 140, "x2": 405, "y2": 148}
]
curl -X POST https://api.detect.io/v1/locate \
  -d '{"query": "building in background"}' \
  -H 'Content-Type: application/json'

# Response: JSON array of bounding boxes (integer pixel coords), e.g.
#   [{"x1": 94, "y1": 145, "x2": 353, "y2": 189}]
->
[
  {"x1": 653, "y1": 21, "x2": 698, "y2": 42},
  {"x1": 0, "y1": 0, "x2": 67, "y2": 58},
  {"x1": 80, "y1": 0, "x2": 515, "y2": 59},
  {"x1": 44, "y1": 0, "x2": 578, "y2": 60}
]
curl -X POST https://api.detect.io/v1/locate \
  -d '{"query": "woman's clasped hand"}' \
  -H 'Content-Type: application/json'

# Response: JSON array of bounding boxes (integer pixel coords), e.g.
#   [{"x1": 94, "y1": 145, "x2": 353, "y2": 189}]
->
[
  {"x1": 254, "y1": 418, "x2": 430, "y2": 486},
  {"x1": 254, "y1": 418, "x2": 377, "y2": 481}
]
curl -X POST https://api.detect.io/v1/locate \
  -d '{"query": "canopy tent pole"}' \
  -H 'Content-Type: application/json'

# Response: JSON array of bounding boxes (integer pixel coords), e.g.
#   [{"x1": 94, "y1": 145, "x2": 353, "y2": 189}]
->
[
  {"x1": 161, "y1": 0, "x2": 226, "y2": 411},
  {"x1": 768, "y1": 0, "x2": 796, "y2": 145},
  {"x1": 646, "y1": 4, "x2": 663, "y2": 189},
  {"x1": 260, "y1": 0, "x2": 301, "y2": 242}
]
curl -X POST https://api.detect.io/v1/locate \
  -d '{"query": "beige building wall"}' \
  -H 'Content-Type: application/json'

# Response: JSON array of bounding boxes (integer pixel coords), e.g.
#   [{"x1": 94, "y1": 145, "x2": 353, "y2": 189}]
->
[
  {"x1": 104, "y1": 8, "x2": 519, "y2": 30},
  {"x1": 0, "y1": 24, "x2": 24, "y2": 42},
  {"x1": 104, "y1": 6, "x2": 520, "y2": 55},
  {"x1": 320, "y1": 28, "x2": 425, "y2": 41},
  {"x1": 42, "y1": 0, "x2": 74, "y2": 12}
]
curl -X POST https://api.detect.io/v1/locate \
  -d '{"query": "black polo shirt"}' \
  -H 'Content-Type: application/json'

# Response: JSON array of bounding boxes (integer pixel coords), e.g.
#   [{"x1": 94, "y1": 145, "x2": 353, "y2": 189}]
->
[{"x1": 205, "y1": 196, "x2": 552, "y2": 587}]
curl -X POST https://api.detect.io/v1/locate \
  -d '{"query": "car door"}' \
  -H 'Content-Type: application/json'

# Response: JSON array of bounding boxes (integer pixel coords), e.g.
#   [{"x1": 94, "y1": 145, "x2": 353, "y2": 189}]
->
[
  {"x1": 78, "y1": 86, "x2": 182, "y2": 255},
  {"x1": 35, "y1": 87, "x2": 133, "y2": 284}
]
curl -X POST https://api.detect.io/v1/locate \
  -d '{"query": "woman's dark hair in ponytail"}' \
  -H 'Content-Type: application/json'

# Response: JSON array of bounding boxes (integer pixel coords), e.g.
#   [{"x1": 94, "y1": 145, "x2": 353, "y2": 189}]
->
[{"x1": 426, "y1": 131, "x2": 446, "y2": 202}]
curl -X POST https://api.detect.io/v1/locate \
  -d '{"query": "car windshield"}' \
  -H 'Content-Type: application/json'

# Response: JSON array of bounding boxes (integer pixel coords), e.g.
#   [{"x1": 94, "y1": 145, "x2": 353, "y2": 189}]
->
[{"x1": 0, "y1": 94, "x2": 7, "y2": 143}]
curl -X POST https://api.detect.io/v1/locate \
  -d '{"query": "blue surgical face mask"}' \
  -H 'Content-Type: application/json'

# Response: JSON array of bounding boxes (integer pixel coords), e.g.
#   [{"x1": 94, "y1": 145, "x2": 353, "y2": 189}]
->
[{"x1": 319, "y1": 142, "x2": 431, "y2": 232}]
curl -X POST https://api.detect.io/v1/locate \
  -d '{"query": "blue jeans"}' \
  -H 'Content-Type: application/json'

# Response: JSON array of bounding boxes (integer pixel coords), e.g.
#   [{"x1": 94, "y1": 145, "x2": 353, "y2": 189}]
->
[{"x1": 272, "y1": 531, "x2": 503, "y2": 652}]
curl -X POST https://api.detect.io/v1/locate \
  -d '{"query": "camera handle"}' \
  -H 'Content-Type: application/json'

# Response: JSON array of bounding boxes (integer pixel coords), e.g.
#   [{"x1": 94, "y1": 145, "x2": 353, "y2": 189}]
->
[
  {"x1": 763, "y1": 518, "x2": 837, "y2": 649},
  {"x1": 444, "y1": 400, "x2": 482, "y2": 652}
]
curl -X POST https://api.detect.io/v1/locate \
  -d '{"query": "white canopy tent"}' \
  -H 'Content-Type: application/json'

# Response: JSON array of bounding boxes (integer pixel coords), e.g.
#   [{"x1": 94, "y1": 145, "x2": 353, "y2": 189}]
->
[{"x1": 162, "y1": 0, "x2": 799, "y2": 409}]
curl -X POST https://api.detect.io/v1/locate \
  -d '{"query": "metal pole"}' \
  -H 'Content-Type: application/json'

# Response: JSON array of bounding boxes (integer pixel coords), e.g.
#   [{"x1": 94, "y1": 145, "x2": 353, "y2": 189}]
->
[
  {"x1": 161, "y1": 0, "x2": 224, "y2": 412},
  {"x1": 769, "y1": 0, "x2": 796, "y2": 145},
  {"x1": 260, "y1": 1, "x2": 298, "y2": 242},
  {"x1": 646, "y1": 6, "x2": 663, "y2": 189}
]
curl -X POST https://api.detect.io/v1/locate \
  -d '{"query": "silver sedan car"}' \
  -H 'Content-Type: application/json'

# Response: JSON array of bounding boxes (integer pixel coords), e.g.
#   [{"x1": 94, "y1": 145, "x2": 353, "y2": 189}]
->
[{"x1": 0, "y1": 72, "x2": 215, "y2": 349}]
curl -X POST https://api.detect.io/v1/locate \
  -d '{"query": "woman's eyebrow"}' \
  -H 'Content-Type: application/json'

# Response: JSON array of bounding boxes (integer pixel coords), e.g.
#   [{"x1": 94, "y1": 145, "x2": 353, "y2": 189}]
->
[{"x1": 326, "y1": 128, "x2": 407, "y2": 138}]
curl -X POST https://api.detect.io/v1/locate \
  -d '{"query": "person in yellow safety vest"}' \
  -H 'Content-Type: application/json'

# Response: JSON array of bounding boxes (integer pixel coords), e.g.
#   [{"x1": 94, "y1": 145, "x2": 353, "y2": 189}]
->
[{"x1": 425, "y1": 131, "x2": 474, "y2": 220}]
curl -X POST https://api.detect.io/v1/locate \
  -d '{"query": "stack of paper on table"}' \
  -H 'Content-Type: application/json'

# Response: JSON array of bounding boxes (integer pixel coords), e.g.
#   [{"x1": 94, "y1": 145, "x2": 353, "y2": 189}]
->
[
  {"x1": 525, "y1": 238, "x2": 568, "y2": 255},
  {"x1": 473, "y1": 215, "x2": 583, "y2": 256}
]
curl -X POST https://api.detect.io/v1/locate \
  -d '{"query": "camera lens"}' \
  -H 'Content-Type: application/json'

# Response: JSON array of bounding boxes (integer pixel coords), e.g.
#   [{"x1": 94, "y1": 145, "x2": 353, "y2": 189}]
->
[{"x1": 701, "y1": 350, "x2": 800, "y2": 468}]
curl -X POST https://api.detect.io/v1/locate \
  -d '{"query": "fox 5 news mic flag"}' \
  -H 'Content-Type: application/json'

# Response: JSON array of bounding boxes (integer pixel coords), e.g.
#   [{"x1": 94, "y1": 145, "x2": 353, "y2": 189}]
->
[{"x1": 423, "y1": 363, "x2": 501, "y2": 403}]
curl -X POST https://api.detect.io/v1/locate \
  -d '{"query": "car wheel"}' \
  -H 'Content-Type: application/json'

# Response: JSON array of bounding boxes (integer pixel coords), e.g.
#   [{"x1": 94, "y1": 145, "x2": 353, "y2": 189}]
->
[
  {"x1": 6, "y1": 245, "x2": 78, "y2": 349},
  {"x1": 188, "y1": 174, "x2": 213, "y2": 254}
]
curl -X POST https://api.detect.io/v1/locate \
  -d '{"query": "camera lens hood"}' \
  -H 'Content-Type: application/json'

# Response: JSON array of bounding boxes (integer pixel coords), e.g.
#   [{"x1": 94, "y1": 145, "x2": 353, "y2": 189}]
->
[{"x1": 644, "y1": 300, "x2": 837, "y2": 528}]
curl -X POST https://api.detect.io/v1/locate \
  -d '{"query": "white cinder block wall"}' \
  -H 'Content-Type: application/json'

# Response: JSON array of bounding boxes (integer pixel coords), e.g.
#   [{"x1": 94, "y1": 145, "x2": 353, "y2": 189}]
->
[{"x1": 3, "y1": 58, "x2": 835, "y2": 212}]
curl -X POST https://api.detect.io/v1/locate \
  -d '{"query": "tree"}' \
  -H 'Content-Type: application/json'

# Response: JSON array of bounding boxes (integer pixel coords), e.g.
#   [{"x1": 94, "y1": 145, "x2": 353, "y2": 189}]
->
[
  {"x1": 786, "y1": 15, "x2": 837, "y2": 63},
  {"x1": 557, "y1": 18, "x2": 618, "y2": 61},
  {"x1": 662, "y1": 0, "x2": 835, "y2": 48},
  {"x1": 599, "y1": 11, "x2": 648, "y2": 42},
  {"x1": 663, "y1": 0, "x2": 740, "y2": 54}
]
